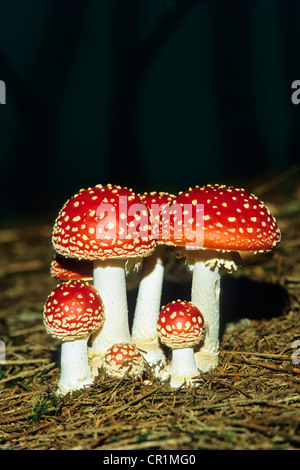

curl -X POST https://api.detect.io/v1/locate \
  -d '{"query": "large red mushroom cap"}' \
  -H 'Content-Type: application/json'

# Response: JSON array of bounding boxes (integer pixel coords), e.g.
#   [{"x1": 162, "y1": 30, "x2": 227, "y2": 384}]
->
[
  {"x1": 43, "y1": 281, "x2": 104, "y2": 340},
  {"x1": 168, "y1": 184, "x2": 281, "y2": 252},
  {"x1": 157, "y1": 300, "x2": 204, "y2": 349},
  {"x1": 52, "y1": 184, "x2": 156, "y2": 261}
]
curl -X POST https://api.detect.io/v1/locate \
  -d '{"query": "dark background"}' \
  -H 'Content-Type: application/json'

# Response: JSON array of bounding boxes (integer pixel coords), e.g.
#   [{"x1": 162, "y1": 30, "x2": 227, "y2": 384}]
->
[{"x1": 0, "y1": 0, "x2": 299, "y2": 224}]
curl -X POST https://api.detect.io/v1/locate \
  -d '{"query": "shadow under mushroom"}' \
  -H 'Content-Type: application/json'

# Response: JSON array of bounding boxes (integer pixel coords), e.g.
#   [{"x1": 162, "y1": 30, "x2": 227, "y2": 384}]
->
[{"x1": 219, "y1": 275, "x2": 289, "y2": 336}]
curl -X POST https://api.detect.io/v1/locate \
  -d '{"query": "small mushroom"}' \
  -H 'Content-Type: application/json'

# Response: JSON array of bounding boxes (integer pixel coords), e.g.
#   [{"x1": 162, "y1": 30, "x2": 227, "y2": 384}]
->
[
  {"x1": 157, "y1": 300, "x2": 204, "y2": 388},
  {"x1": 50, "y1": 254, "x2": 93, "y2": 281},
  {"x1": 102, "y1": 342, "x2": 144, "y2": 378},
  {"x1": 167, "y1": 184, "x2": 281, "y2": 372},
  {"x1": 43, "y1": 280, "x2": 104, "y2": 395}
]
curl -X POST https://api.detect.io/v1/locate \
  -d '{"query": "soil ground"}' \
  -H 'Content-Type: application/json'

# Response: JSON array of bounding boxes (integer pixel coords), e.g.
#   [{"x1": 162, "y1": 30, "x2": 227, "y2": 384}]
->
[{"x1": 1, "y1": 172, "x2": 300, "y2": 451}]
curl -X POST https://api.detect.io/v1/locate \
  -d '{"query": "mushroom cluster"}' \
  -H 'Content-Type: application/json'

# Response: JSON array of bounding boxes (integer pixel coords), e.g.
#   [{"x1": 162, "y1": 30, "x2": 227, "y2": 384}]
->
[{"x1": 42, "y1": 182, "x2": 281, "y2": 393}]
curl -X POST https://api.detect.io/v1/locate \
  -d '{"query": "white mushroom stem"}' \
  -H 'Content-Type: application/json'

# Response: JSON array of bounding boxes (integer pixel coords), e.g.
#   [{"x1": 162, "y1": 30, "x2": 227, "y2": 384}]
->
[
  {"x1": 167, "y1": 347, "x2": 200, "y2": 388},
  {"x1": 89, "y1": 258, "x2": 131, "y2": 364},
  {"x1": 58, "y1": 337, "x2": 93, "y2": 395},
  {"x1": 131, "y1": 245, "x2": 166, "y2": 369},
  {"x1": 191, "y1": 260, "x2": 221, "y2": 372},
  {"x1": 187, "y1": 250, "x2": 238, "y2": 372}
]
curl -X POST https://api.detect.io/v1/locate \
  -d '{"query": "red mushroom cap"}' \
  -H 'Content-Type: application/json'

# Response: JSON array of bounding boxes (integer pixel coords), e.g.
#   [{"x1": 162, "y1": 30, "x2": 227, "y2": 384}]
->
[
  {"x1": 43, "y1": 281, "x2": 104, "y2": 340},
  {"x1": 157, "y1": 300, "x2": 204, "y2": 349},
  {"x1": 168, "y1": 184, "x2": 281, "y2": 252},
  {"x1": 50, "y1": 255, "x2": 93, "y2": 281},
  {"x1": 52, "y1": 184, "x2": 156, "y2": 261},
  {"x1": 139, "y1": 191, "x2": 175, "y2": 243},
  {"x1": 102, "y1": 342, "x2": 144, "y2": 377}
]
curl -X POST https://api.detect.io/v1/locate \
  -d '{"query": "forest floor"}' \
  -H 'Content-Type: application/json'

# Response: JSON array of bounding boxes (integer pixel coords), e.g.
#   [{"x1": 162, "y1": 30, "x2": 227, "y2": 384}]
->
[{"x1": 1, "y1": 172, "x2": 300, "y2": 451}]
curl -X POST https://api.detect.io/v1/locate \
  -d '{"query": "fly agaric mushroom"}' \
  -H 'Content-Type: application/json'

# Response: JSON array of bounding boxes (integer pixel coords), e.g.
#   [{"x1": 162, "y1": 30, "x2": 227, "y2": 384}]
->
[
  {"x1": 131, "y1": 191, "x2": 175, "y2": 370},
  {"x1": 50, "y1": 255, "x2": 93, "y2": 281},
  {"x1": 157, "y1": 300, "x2": 204, "y2": 388},
  {"x1": 43, "y1": 281, "x2": 104, "y2": 395},
  {"x1": 52, "y1": 184, "x2": 155, "y2": 370},
  {"x1": 102, "y1": 342, "x2": 144, "y2": 378},
  {"x1": 167, "y1": 184, "x2": 281, "y2": 372}
]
